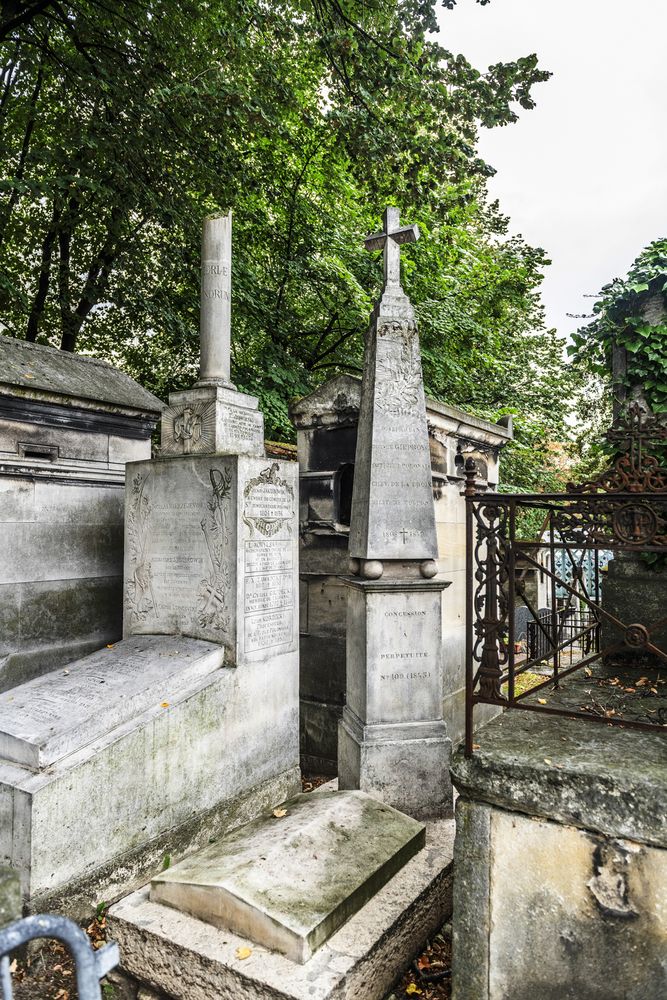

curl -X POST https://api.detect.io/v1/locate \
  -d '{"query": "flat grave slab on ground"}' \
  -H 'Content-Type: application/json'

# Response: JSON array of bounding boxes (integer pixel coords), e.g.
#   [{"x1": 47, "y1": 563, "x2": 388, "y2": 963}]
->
[
  {"x1": 110, "y1": 810, "x2": 455, "y2": 1000},
  {"x1": 151, "y1": 790, "x2": 425, "y2": 963},
  {"x1": 0, "y1": 635, "x2": 225, "y2": 768}
]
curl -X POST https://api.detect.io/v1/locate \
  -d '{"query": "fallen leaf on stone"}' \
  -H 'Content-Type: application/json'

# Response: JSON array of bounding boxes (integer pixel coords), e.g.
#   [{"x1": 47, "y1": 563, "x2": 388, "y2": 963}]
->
[
  {"x1": 160, "y1": 702, "x2": 170, "y2": 708},
  {"x1": 9, "y1": 960, "x2": 16, "y2": 974},
  {"x1": 472, "y1": 743, "x2": 481, "y2": 750},
  {"x1": 651, "y1": 687, "x2": 658, "y2": 695},
  {"x1": 584, "y1": 668, "x2": 593, "y2": 677},
  {"x1": 236, "y1": 946, "x2": 252, "y2": 960},
  {"x1": 63, "y1": 669, "x2": 69, "y2": 675},
  {"x1": 405, "y1": 985, "x2": 422, "y2": 995},
  {"x1": 538, "y1": 698, "x2": 547, "y2": 705},
  {"x1": 22, "y1": 372, "x2": 34, "y2": 379},
  {"x1": 624, "y1": 688, "x2": 636, "y2": 693},
  {"x1": 106, "y1": 644, "x2": 115, "y2": 649},
  {"x1": 273, "y1": 807, "x2": 288, "y2": 818},
  {"x1": 637, "y1": 677, "x2": 649, "y2": 687},
  {"x1": 417, "y1": 955, "x2": 430, "y2": 970},
  {"x1": 544, "y1": 758, "x2": 552, "y2": 765}
]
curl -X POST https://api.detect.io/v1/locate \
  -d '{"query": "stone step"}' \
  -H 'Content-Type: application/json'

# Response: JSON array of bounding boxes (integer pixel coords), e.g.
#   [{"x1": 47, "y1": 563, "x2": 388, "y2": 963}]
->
[
  {"x1": 109, "y1": 813, "x2": 455, "y2": 1000},
  {"x1": 151, "y1": 790, "x2": 425, "y2": 964},
  {"x1": 0, "y1": 635, "x2": 225, "y2": 768}
]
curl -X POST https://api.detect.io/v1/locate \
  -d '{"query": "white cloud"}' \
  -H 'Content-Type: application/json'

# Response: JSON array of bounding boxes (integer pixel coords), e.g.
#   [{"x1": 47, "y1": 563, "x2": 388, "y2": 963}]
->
[{"x1": 437, "y1": 0, "x2": 667, "y2": 338}]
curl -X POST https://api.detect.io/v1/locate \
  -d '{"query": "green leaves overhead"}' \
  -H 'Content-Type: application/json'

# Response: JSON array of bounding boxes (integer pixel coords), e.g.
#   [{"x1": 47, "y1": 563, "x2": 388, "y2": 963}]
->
[{"x1": 0, "y1": 0, "x2": 569, "y2": 491}]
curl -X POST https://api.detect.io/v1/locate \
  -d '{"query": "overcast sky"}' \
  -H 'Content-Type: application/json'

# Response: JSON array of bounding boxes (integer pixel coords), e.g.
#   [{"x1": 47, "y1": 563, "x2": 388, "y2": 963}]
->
[{"x1": 437, "y1": 0, "x2": 667, "y2": 340}]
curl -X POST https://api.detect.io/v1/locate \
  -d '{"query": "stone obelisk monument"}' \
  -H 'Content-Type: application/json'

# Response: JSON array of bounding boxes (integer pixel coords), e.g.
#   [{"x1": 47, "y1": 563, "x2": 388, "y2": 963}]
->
[{"x1": 338, "y1": 207, "x2": 452, "y2": 819}]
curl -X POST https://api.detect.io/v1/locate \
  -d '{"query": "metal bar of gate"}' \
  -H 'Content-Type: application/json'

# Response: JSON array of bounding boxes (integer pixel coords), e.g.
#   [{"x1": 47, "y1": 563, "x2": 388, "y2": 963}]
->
[{"x1": 0, "y1": 914, "x2": 119, "y2": 1000}]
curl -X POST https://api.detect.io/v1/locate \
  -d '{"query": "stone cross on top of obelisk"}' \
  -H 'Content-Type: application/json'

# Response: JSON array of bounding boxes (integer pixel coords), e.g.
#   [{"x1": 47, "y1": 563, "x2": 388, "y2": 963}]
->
[
  {"x1": 197, "y1": 211, "x2": 235, "y2": 389},
  {"x1": 364, "y1": 206, "x2": 419, "y2": 290}
]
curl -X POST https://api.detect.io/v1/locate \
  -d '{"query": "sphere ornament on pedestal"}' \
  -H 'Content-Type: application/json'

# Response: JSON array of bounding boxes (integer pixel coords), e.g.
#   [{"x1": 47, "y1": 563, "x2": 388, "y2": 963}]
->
[
  {"x1": 420, "y1": 559, "x2": 438, "y2": 579},
  {"x1": 362, "y1": 560, "x2": 384, "y2": 580}
]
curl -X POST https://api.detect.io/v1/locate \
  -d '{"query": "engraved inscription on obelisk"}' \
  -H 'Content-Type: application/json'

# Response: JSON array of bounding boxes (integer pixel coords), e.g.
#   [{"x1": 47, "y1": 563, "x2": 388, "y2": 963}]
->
[{"x1": 349, "y1": 206, "x2": 437, "y2": 569}]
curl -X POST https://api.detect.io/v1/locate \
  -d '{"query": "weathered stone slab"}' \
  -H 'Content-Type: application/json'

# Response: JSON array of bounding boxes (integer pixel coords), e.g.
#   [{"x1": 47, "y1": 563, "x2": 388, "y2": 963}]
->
[
  {"x1": 110, "y1": 815, "x2": 454, "y2": 1000},
  {"x1": 0, "y1": 650, "x2": 299, "y2": 913},
  {"x1": 151, "y1": 790, "x2": 424, "y2": 963},
  {"x1": 124, "y1": 454, "x2": 298, "y2": 665},
  {"x1": 0, "y1": 636, "x2": 224, "y2": 768}
]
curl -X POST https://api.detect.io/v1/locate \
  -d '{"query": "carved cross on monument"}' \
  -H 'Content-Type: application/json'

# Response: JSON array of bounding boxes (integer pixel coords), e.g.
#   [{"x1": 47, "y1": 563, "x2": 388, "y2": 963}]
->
[{"x1": 364, "y1": 206, "x2": 420, "y2": 288}]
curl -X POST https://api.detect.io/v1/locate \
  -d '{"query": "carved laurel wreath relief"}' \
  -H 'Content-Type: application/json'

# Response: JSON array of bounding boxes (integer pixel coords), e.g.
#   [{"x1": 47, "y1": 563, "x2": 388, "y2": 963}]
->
[{"x1": 243, "y1": 463, "x2": 294, "y2": 537}]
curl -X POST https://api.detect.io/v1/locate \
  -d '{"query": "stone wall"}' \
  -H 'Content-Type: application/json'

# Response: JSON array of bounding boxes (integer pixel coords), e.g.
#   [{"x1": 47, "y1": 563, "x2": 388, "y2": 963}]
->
[{"x1": 451, "y1": 711, "x2": 667, "y2": 1000}]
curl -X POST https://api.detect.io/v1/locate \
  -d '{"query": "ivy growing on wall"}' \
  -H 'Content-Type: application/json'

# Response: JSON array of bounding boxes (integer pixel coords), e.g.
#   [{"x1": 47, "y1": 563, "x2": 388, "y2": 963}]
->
[{"x1": 570, "y1": 239, "x2": 667, "y2": 413}]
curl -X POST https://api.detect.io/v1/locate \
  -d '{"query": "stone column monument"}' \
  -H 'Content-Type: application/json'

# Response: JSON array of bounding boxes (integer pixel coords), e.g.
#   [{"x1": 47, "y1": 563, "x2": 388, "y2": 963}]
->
[
  {"x1": 125, "y1": 212, "x2": 299, "y2": 669},
  {"x1": 338, "y1": 207, "x2": 452, "y2": 819},
  {"x1": 160, "y1": 212, "x2": 265, "y2": 458}
]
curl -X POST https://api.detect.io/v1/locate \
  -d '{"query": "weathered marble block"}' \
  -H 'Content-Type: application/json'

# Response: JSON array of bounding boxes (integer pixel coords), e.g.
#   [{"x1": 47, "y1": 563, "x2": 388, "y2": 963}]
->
[
  {"x1": 338, "y1": 579, "x2": 453, "y2": 819},
  {"x1": 160, "y1": 385, "x2": 265, "y2": 459},
  {"x1": 0, "y1": 635, "x2": 224, "y2": 768},
  {"x1": 151, "y1": 790, "x2": 425, "y2": 964},
  {"x1": 124, "y1": 454, "x2": 298, "y2": 665},
  {"x1": 0, "y1": 646, "x2": 299, "y2": 914}
]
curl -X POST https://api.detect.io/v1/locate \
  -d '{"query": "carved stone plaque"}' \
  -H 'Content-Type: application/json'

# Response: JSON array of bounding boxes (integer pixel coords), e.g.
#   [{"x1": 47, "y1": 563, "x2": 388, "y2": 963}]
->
[
  {"x1": 241, "y1": 461, "x2": 297, "y2": 656},
  {"x1": 124, "y1": 458, "x2": 236, "y2": 645}
]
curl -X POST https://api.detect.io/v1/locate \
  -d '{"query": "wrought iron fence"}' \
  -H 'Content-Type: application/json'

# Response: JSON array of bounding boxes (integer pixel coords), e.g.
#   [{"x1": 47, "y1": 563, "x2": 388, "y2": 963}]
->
[
  {"x1": 526, "y1": 608, "x2": 599, "y2": 664},
  {"x1": 0, "y1": 914, "x2": 118, "y2": 1000},
  {"x1": 464, "y1": 401, "x2": 667, "y2": 753}
]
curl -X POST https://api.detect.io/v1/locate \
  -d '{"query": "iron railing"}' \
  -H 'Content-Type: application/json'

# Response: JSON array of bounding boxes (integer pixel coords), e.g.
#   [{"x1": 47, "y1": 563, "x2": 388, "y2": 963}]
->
[
  {"x1": 464, "y1": 401, "x2": 667, "y2": 753},
  {"x1": 0, "y1": 914, "x2": 118, "y2": 1000},
  {"x1": 526, "y1": 608, "x2": 599, "y2": 664}
]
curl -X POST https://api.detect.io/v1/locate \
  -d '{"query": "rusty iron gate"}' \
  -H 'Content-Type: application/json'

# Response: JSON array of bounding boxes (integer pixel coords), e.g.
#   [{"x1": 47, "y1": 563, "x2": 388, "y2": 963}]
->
[{"x1": 465, "y1": 401, "x2": 667, "y2": 754}]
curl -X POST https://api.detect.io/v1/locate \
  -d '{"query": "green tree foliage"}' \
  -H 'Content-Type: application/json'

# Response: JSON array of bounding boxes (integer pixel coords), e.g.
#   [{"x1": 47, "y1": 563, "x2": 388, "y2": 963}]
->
[
  {"x1": 570, "y1": 239, "x2": 667, "y2": 412},
  {"x1": 567, "y1": 239, "x2": 667, "y2": 491},
  {"x1": 0, "y1": 0, "x2": 574, "y2": 490}
]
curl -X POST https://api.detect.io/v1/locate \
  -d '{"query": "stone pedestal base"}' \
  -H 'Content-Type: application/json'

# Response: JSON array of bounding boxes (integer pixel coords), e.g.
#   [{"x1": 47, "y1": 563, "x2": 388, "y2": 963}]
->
[
  {"x1": 160, "y1": 384, "x2": 265, "y2": 458},
  {"x1": 338, "y1": 709, "x2": 452, "y2": 819},
  {"x1": 338, "y1": 577, "x2": 452, "y2": 819},
  {"x1": 601, "y1": 553, "x2": 667, "y2": 656},
  {"x1": 450, "y1": 712, "x2": 667, "y2": 1000}
]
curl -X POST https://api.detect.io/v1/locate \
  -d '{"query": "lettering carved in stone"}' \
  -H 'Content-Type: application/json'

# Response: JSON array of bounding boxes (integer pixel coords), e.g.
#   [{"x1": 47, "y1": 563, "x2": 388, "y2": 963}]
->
[
  {"x1": 375, "y1": 321, "x2": 422, "y2": 416},
  {"x1": 126, "y1": 471, "x2": 157, "y2": 623},
  {"x1": 243, "y1": 463, "x2": 294, "y2": 537},
  {"x1": 197, "y1": 468, "x2": 232, "y2": 632}
]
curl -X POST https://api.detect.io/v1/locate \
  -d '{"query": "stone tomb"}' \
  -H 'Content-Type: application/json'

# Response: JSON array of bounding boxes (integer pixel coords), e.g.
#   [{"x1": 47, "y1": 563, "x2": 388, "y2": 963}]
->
[
  {"x1": 0, "y1": 215, "x2": 301, "y2": 914},
  {"x1": 292, "y1": 374, "x2": 511, "y2": 773},
  {"x1": 338, "y1": 207, "x2": 452, "y2": 820},
  {"x1": 0, "y1": 334, "x2": 162, "y2": 691},
  {"x1": 151, "y1": 791, "x2": 424, "y2": 964}
]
